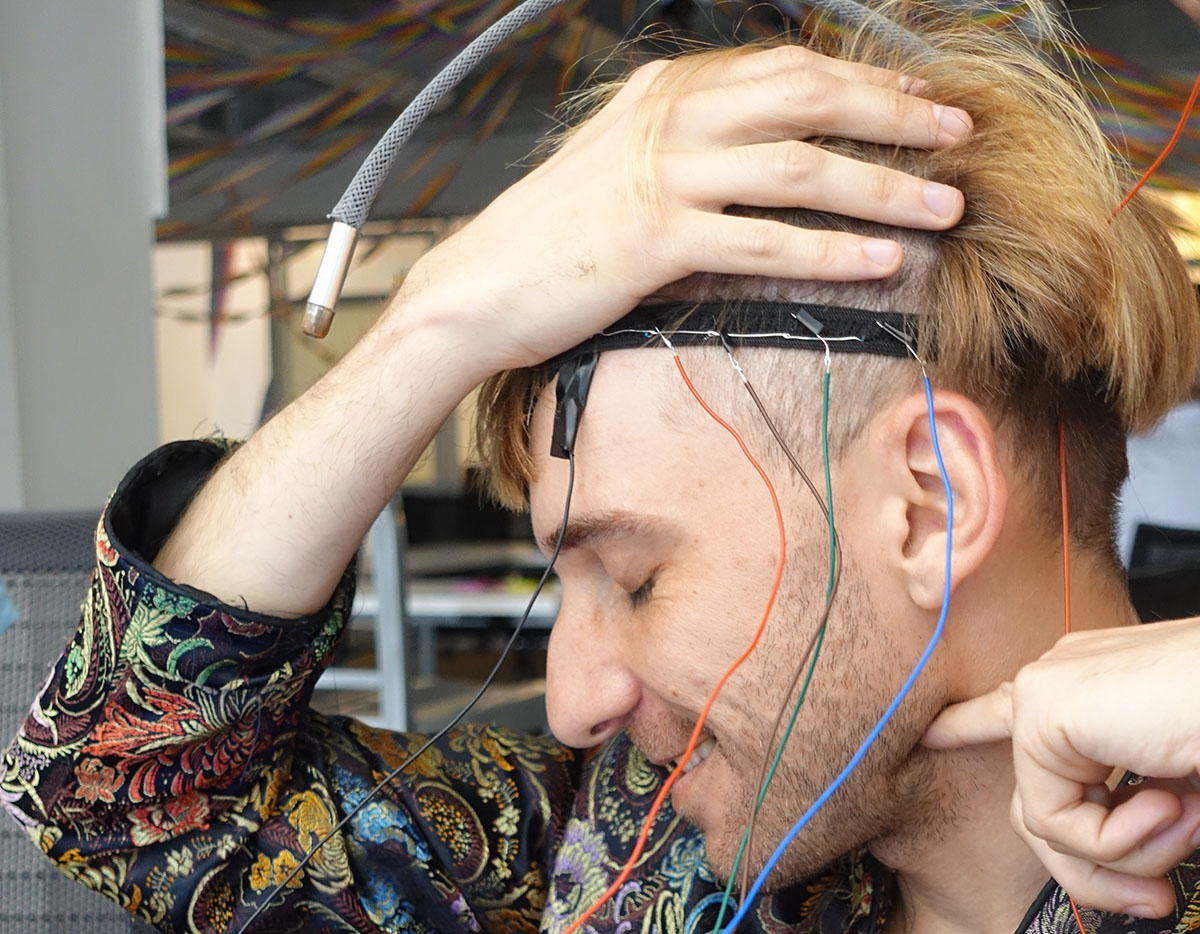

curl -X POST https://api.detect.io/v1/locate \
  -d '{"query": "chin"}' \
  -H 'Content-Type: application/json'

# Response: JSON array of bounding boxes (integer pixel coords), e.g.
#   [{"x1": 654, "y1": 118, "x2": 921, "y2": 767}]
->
[
  {"x1": 687, "y1": 803, "x2": 852, "y2": 894},
  {"x1": 689, "y1": 753, "x2": 940, "y2": 894}
]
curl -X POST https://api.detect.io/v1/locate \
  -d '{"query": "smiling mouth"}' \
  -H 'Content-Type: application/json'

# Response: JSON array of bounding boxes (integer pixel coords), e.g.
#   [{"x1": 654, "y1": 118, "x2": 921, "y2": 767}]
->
[{"x1": 673, "y1": 737, "x2": 716, "y2": 775}]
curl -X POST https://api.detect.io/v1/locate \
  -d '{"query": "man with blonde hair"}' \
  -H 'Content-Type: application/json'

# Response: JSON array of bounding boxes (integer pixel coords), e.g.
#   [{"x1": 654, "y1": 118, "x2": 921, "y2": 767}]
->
[{"x1": 5, "y1": 3, "x2": 1200, "y2": 933}]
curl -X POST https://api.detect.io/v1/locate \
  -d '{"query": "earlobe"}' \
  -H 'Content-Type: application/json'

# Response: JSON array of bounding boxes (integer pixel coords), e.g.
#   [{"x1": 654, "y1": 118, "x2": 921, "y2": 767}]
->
[{"x1": 881, "y1": 391, "x2": 1008, "y2": 611}]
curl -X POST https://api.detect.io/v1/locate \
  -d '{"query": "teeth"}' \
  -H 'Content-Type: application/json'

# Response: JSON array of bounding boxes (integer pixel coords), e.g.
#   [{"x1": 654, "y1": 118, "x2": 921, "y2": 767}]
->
[{"x1": 682, "y1": 738, "x2": 716, "y2": 775}]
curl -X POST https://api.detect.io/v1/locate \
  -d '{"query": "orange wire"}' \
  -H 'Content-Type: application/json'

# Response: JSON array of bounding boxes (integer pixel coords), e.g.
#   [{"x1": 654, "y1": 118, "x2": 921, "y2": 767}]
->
[
  {"x1": 1086, "y1": 70, "x2": 1200, "y2": 933},
  {"x1": 1071, "y1": 896, "x2": 1088, "y2": 934},
  {"x1": 1060, "y1": 423, "x2": 1087, "y2": 934},
  {"x1": 1110, "y1": 71, "x2": 1200, "y2": 219},
  {"x1": 562, "y1": 352, "x2": 788, "y2": 934}
]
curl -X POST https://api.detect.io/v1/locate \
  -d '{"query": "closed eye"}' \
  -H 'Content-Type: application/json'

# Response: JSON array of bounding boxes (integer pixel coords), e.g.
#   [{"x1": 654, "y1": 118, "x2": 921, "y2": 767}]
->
[{"x1": 628, "y1": 577, "x2": 655, "y2": 609}]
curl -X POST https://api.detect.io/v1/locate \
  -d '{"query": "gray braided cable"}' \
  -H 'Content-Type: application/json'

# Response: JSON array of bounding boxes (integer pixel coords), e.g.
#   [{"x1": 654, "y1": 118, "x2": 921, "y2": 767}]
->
[
  {"x1": 305, "y1": 0, "x2": 934, "y2": 338},
  {"x1": 331, "y1": 0, "x2": 571, "y2": 228},
  {"x1": 795, "y1": 0, "x2": 935, "y2": 58},
  {"x1": 329, "y1": 0, "x2": 937, "y2": 230}
]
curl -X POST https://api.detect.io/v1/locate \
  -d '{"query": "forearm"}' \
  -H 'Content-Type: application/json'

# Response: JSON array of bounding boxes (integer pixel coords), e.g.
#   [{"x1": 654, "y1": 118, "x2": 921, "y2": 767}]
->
[{"x1": 154, "y1": 300, "x2": 485, "y2": 617}]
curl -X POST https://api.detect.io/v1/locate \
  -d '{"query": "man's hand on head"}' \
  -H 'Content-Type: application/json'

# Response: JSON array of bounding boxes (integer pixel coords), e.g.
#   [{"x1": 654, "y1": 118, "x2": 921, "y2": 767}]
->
[
  {"x1": 922, "y1": 617, "x2": 1200, "y2": 920},
  {"x1": 398, "y1": 45, "x2": 970, "y2": 378}
]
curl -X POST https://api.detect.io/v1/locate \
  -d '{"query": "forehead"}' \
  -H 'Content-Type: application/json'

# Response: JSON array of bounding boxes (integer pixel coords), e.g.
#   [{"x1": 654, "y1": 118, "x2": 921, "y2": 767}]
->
[{"x1": 526, "y1": 349, "x2": 761, "y2": 542}]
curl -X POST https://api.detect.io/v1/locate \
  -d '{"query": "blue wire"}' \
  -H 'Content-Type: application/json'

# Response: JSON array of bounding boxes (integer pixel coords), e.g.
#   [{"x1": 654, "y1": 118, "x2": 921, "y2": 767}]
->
[{"x1": 720, "y1": 374, "x2": 954, "y2": 933}]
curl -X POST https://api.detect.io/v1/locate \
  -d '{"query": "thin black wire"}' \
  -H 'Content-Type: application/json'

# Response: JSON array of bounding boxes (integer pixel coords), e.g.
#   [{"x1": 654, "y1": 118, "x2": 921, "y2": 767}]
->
[
  {"x1": 236, "y1": 454, "x2": 576, "y2": 933},
  {"x1": 724, "y1": 350, "x2": 842, "y2": 900}
]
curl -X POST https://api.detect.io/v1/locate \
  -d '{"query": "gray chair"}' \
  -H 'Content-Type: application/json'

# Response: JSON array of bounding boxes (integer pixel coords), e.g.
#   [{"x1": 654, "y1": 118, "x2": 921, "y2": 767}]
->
[{"x1": 0, "y1": 511, "x2": 146, "y2": 933}]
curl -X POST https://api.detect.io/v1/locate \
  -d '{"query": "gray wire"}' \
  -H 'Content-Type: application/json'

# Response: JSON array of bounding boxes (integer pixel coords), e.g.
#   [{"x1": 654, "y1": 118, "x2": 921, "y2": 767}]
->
[
  {"x1": 331, "y1": 0, "x2": 572, "y2": 228},
  {"x1": 234, "y1": 454, "x2": 577, "y2": 933}
]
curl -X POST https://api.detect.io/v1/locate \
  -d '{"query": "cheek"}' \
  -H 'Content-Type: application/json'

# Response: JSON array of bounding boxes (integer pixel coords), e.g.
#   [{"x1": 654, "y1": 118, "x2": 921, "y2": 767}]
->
[{"x1": 634, "y1": 585, "x2": 768, "y2": 708}]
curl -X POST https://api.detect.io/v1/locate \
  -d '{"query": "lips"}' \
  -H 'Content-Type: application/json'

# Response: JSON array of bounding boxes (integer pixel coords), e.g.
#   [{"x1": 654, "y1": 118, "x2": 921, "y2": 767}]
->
[
  {"x1": 676, "y1": 737, "x2": 716, "y2": 774},
  {"x1": 665, "y1": 735, "x2": 715, "y2": 776}
]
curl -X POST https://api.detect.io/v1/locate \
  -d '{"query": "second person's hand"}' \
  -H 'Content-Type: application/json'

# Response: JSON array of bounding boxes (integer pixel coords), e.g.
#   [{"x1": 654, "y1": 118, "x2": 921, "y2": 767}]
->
[{"x1": 923, "y1": 618, "x2": 1200, "y2": 919}]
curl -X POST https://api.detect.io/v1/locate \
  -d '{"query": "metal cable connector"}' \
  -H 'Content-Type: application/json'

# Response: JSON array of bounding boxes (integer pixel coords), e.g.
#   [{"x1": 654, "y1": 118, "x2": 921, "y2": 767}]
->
[{"x1": 302, "y1": 221, "x2": 360, "y2": 338}]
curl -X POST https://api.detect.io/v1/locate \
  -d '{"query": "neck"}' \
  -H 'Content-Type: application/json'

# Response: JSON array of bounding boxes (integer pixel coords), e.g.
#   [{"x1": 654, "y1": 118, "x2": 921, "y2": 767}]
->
[
  {"x1": 875, "y1": 548, "x2": 1137, "y2": 934},
  {"x1": 872, "y1": 743, "x2": 1049, "y2": 934}
]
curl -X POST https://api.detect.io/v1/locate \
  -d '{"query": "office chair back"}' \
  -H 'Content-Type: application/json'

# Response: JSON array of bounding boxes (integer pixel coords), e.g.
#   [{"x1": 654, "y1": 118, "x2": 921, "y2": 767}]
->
[{"x1": 0, "y1": 511, "x2": 146, "y2": 933}]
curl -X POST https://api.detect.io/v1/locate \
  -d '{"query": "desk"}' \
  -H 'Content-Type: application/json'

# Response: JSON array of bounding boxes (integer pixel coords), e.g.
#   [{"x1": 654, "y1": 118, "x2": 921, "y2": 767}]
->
[
  {"x1": 354, "y1": 577, "x2": 560, "y2": 676},
  {"x1": 315, "y1": 533, "x2": 561, "y2": 730}
]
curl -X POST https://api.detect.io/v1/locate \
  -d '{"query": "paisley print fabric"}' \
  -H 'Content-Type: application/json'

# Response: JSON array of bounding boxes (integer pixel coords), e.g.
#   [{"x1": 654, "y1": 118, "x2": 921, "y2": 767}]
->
[{"x1": 3, "y1": 441, "x2": 1200, "y2": 933}]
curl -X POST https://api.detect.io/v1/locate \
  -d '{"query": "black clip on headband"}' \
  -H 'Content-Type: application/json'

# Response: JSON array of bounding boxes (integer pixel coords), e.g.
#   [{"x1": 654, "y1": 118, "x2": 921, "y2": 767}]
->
[
  {"x1": 550, "y1": 350, "x2": 599, "y2": 460},
  {"x1": 548, "y1": 302, "x2": 920, "y2": 459}
]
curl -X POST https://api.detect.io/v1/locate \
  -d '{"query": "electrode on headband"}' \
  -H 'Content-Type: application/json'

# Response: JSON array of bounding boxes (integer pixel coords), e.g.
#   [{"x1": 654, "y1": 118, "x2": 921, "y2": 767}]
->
[
  {"x1": 551, "y1": 351, "x2": 599, "y2": 460},
  {"x1": 545, "y1": 302, "x2": 920, "y2": 461}
]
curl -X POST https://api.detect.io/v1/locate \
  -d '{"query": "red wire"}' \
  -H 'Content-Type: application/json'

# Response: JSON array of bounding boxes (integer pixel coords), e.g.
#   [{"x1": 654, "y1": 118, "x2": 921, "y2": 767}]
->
[
  {"x1": 562, "y1": 352, "x2": 788, "y2": 934},
  {"x1": 1086, "y1": 70, "x2": 1200, "y2": 932},
  {"x1": 1060, "y1": 423, "x2": 1088, "y2": 934},
  {"x1": 1111, "y1": 71, "x2": 1200, "y2": 219}
]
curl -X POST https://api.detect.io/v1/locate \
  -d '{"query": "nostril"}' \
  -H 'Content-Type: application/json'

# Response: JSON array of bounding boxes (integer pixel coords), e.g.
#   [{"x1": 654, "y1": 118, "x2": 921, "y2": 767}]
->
[{"x1": 590, "y1": 717, "x2": 619, "y2": 738}]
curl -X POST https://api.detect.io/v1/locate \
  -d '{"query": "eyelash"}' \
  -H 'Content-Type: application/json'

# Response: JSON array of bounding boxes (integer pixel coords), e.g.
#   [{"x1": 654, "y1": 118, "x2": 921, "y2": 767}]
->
[{"x1": 628, "y1": 577, "x2": 655, "y2": 609}]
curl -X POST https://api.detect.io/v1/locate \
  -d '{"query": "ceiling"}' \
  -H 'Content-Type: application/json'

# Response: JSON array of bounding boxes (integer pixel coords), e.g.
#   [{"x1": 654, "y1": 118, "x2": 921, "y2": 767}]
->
[{"x1": 161, "y1": 0, "x2": 1200, "y2": 240}]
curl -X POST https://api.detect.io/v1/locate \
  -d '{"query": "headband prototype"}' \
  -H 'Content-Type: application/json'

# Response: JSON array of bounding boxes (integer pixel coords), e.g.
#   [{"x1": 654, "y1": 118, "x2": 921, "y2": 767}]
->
[
  {"x1": 548, "y1": 301, "x2": 921, "y2": 459},
  {"x1": 549, "y1": 302, "x2": 918, "y2": 367}
]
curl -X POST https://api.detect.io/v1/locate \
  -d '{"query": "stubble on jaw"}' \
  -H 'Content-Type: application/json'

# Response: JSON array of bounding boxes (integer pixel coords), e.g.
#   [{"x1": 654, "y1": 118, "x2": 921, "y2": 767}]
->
[{"x1": 625, "y1": 557, "x2": 963, "y2": 895}]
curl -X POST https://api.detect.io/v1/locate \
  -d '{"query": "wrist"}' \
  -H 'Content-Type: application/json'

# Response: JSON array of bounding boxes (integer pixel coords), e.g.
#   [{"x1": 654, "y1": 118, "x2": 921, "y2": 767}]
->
[{"x1": 375, "y1": 278, "x2": 504, "y2": 390}]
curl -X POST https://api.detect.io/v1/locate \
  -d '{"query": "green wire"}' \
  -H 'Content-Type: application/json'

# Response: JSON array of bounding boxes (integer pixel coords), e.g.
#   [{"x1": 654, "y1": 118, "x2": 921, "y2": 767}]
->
[{"x1": 713, "y1": 368, "x2": 836, "y2": 931}]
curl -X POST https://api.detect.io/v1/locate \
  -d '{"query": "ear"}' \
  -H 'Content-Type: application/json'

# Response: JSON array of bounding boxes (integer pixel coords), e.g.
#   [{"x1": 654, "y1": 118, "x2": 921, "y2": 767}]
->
[{"x1": 875, "y1": 390, "x2": 1008, "y2": 610}]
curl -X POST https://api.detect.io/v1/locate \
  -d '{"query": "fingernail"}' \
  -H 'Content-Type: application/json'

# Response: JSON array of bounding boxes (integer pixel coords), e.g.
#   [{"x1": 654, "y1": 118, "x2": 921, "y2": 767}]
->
[
  {"x1": 934, "y1": 104, "x2": 973, "y2": 143},
  {"x1": 1127, "y1": 905, "x2": 1157, "y2": 918},
  {"x1": 924, "y1": 182, "x2": 962, "y2": 219},
  {"x1": 899, "y1": 75, "x2": 931, "y2": 96},
  {"x1": 862, "y1": 239, "x2": 902, "y2": 268},
  {"x1": 1189, "y1": 823, "x2": 1200, "y2": 848}
]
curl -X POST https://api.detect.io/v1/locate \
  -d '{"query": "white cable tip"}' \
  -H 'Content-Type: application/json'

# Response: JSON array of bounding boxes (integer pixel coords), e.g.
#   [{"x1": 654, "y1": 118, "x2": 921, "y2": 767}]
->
[{"x1": 302, "y1": 220, "x2": 360, "y2": 338}]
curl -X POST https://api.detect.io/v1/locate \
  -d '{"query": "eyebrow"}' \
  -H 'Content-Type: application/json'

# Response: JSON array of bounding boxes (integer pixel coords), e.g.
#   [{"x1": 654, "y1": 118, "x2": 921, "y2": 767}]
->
[{"x1": 537, "y1": 510, "x2": 663, "y2": 556}]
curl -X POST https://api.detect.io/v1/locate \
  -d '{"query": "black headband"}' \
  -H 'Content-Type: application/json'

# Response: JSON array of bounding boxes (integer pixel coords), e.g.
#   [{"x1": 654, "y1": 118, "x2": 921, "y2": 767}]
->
[
  {"x1": 547, "y1": 301, "x2": 921, "y2": 459},
  {"x1": 547, "y1": 301, "x2": 920, "y2": 370}
]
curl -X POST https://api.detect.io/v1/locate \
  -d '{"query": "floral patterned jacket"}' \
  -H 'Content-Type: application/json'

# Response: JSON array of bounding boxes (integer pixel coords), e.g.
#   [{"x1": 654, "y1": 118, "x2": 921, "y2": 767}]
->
[{"x1": 4, "y1": 441, "x2": 1200, "y2": 934}]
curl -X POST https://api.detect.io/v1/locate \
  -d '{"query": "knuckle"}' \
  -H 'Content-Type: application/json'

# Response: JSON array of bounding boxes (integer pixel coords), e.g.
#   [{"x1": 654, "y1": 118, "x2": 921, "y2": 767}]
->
[
  {"x1": 1009, "y1": 793, "x2": 1024, "y2": 832},
  {"x1": 808, "y1": 233, "x2": 838, "y2": 271},
  {"x1": 626, "y1": 59, "x2": 670, "y2": 96},
  {"x1": 885, "y1": 88, "x2": 917, "y2": 128},
  {"x1": 1090, "y1": 838, "x2": 1128, "y2": 865},
  {"x1": 1021, "y1": 807, "x2": 1054, "y2": 841},
  {"x1": 741, "y1": 223, "x2": 784, "y2": 261},
  {"x1": 1055, "y1": 629, "x2": 1087, "y2": 649},
  {"x1": 866, "y1": 166, "x2": 902, "y2": 205},
  {"x1": 771, "y1": 143, "x2": 820, "y2": 184},
  {"x1": 760, "y1": 44, "x2": 814, "y2": 69},
  {"x1": 1010, "y1": 664, "x2": 1044, "y2": 702},
  {"x1": 786, "y1": 67, "x2": 831, "y2": 115}
]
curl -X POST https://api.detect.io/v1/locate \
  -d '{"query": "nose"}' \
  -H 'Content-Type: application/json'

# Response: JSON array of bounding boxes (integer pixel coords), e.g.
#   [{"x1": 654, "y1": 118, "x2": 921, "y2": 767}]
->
[{"x1": 545, "y1": 600, "x2": 641, "y2": 749}]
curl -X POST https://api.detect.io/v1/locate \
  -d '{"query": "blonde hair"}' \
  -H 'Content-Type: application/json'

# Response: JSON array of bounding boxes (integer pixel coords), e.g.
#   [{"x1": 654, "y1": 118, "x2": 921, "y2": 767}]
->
[{"x1": 476, "y1": 1, "x2": 1200, "y2": 553}]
